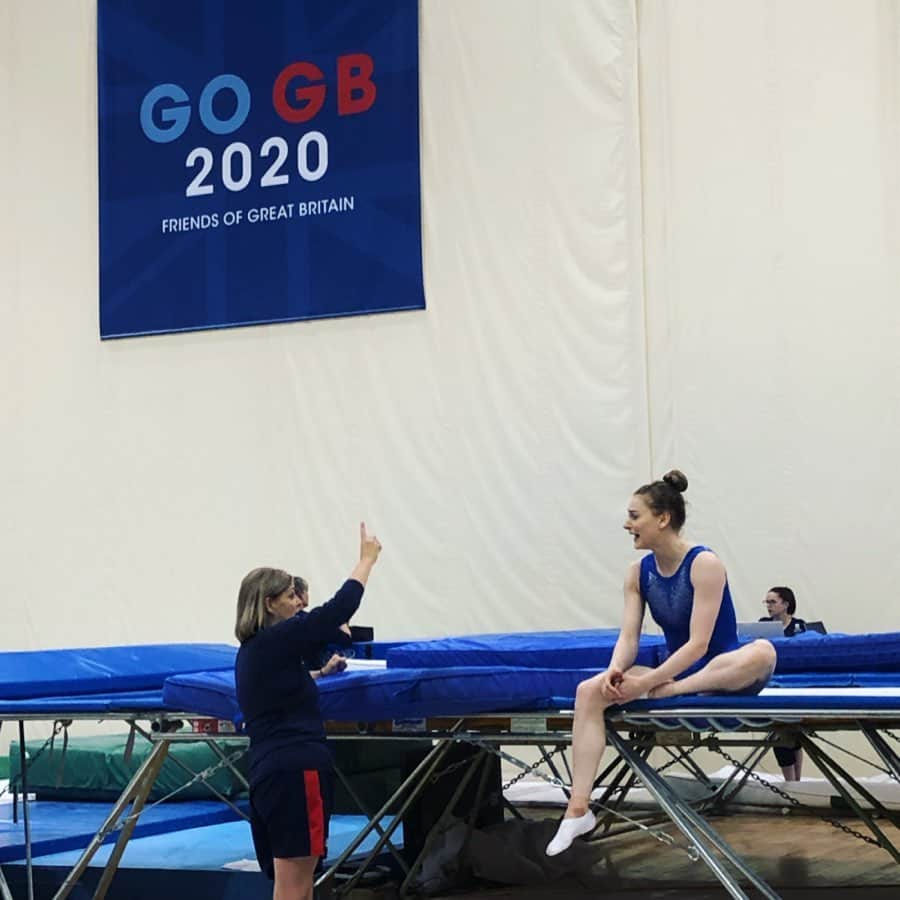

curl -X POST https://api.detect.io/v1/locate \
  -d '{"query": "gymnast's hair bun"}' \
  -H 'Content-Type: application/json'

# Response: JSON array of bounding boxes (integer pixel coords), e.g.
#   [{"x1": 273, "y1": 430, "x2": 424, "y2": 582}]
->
[{"x1": 662, "y1": 469, "x2": 688, "y2": 493}]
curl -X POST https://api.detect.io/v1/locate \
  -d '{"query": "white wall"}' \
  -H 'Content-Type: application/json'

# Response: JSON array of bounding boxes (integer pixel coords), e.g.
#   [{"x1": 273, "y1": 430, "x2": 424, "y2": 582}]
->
[
  {"x1": 2, "y1": 0, "x2": 898, "y2": 653},
  {"x1": 639, "y1": 0, "x2": 900, "y2": 630},
  {"x1": 0, "y1": 1, "x2": 647, "y2": 650}
]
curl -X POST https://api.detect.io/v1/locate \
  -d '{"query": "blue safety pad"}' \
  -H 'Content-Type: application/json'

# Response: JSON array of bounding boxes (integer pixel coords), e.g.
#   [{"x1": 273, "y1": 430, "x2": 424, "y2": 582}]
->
[
  {"x1": 0, "y1": 689, "x2": 166, "y2": 715},
  {"x1": 0, "y1": 799, "x2": 245, "y2": 863},
  {"x1": 163, "y1": 671, "x2": 240, "y2": 723},
  {"x1": 0, "y1": 644, "x2": 237, "y2": 701},
  {"x1": 163, "y1": 666, "x2": 596, "y2": 725},
  {"x1": 11, "y1": 815, "x2": 399, "y2": 870},
  {"x1": 769, "y1": 672, "x2": 900, "y2": 688},
  {"x1": 385, "y1": 629, "x2": 665, "y2": 670},
  {"x1": 770, "y1": 632, "x2": 900, "y2": 672}
]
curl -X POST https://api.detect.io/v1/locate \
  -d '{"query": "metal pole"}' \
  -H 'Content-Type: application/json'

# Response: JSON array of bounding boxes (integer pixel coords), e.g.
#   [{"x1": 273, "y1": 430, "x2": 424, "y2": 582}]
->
[
  {"x1": 609, "y1": 731, "x2": 779, "y2": 900},
  {"x1": 52, "y1": 741, "x2": 169, "y2": 900},
  {"x1": 92, "y1": 741, "x2": 171, "y2": 900},
  {"x1": 332, "y1": 764, "x2": 409, "y2": 875},
  {"x1": 314, "y1": 736, "x2": 455, "y2": 891},
  {"x1": 18, "y1": 721, "x2": 34, "y2": 900},
  {"x1": 397, "y1": 750, "x2": 487, "y2": 897},
  {"x1": 0, "y1": 865, "x2": 14, "y2": 900}
]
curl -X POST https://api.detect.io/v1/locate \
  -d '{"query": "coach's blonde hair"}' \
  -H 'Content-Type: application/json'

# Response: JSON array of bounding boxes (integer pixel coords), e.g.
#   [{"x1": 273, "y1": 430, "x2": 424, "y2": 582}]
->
[{"x1": 234, "y1": 567, "x2": 292, "y2": 643}]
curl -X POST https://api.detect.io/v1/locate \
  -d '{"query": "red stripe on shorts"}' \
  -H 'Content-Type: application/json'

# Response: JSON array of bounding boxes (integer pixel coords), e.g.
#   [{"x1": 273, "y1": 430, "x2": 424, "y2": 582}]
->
[{"x1": 303, "y1": 770, "x2": 325, "y2": 857}]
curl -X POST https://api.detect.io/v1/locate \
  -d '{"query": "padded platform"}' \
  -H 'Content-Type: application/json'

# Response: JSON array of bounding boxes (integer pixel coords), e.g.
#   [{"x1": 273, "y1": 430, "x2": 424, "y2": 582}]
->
[
  {"x1": 769, "y1": 631, "x2": 900, "y2": 672},
  {"x1": 385, "y1": 629, "x2": 664, "y2": 670},
  {"x1": 0, "y1": 690, "x2": 167, "y2": 716},
  {"x1": 9, "y1": 735, "x2": 247, "y2": 802},
  {"x1": 0, "y1": 644, "x2": 236, "y2": 701},
  {"x1": 163, "y1": 665, "x2": 595, "y2": 725},
  {"x1": 165, "y1": 662, "x2": 900, "y2": 730},
  {"x1": 0, "y1": 798, "x2": 244, "y2": 864}
]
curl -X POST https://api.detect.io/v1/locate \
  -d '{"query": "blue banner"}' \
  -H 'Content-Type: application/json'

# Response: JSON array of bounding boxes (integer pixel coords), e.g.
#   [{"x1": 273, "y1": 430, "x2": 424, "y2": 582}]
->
[{"x1": 98, "y1": 0, "x2": 423, "y2": 338}]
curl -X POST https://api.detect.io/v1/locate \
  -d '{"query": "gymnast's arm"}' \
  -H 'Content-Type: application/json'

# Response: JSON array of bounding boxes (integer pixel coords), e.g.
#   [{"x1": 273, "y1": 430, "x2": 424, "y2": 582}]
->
[
  {"x1": 642, "y1": 550, "x2": 725, "y2": 689},
  {"x1": 609, "y1": 562, "x2": 645, "y2": 672}
]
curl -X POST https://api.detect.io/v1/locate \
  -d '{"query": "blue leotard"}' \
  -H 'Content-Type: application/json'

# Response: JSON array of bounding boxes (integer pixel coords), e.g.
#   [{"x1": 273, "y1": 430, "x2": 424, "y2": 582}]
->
[{"x1": 639, "y1": 545, "x2": 740, "y2": 677}]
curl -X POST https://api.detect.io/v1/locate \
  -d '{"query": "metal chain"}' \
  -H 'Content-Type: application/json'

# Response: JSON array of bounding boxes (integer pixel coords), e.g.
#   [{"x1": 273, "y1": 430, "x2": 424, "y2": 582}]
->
[
  {"x1": 121, "y1": 744, "x2": 249, "y2": 824},
  {"x1": 653, "y1": 751, "x2": 690, "y2": 778},
  {"x1": 886, "y1": 731, "x2": 900, "y2": 748},
  {"x1": 502, "y1": 746, "x2": 567, "y2": 791},
  {"x1": 711, "y1": 743, "x2": 880, "y2": 847},
  {"x1": 450, "y1": 735, "x2": 696, "y2": 857}
]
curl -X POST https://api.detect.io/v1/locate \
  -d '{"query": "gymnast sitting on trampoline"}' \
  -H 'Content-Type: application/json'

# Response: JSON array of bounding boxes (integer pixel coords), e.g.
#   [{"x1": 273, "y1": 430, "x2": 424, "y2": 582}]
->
[{"x1": 547, "y1": 470, "x2": 777, "y2": 856}]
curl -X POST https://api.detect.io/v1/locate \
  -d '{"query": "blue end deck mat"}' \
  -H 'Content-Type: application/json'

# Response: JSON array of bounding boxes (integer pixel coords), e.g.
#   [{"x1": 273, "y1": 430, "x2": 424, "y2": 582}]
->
[
  {"x1": 4, "y1": 814, "x2": 399, "y2": 870},
  {"x1": 163, "y1": 665, "x2": 598, "y2": 725},
  {"x1": 385, "y1": 629, "x2": 665, "y2": 670},
  {"x1": 769, "y1": 631, "x2": 900, "y2": 672},
  {"x1": 0, "y1": 798, "x2": 244, "y2": 863},
  {"x1": 0, "y1": 644, "x2": 236, "y2": 700}
]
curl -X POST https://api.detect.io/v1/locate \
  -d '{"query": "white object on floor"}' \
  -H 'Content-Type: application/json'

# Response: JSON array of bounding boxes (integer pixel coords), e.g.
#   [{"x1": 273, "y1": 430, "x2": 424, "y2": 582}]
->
[
  {"x1": 506, "y1": 766, "x2": 900, "y2": 811},
  {"x1": 0, "y1": 780, "x2": 36, "y2": 804}
]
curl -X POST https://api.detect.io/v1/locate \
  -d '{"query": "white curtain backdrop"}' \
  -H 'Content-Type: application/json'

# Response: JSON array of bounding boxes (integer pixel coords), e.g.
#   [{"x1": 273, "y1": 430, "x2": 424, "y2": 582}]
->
[
  {"x1": 0, "y1": 1, "x2": 647, "y2": 649},
  {"x1": 3, "y1": 1, "x2": 899, "y2": 651},
  {"x1": 639, "y1": 0, "x2": 900, "y2": 631}
]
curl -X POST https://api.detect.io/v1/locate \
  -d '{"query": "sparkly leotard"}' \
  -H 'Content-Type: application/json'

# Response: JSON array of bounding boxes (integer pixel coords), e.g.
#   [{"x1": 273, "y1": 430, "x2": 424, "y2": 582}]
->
[{"x1": 639, "y1": 545, "x2": 740, "y2": 677}]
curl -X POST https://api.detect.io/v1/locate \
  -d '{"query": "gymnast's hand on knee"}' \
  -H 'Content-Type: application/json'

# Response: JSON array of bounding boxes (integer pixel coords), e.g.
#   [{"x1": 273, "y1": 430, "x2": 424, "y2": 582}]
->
[
  {"x1": 599, "y1": 666, "x2": 624, "y2": 701},
  {"x1": 617, "y1": 672, "x2": 654, "y2": 703}
]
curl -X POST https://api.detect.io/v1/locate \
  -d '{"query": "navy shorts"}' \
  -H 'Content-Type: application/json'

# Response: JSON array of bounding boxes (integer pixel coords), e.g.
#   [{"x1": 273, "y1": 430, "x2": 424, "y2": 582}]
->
[
  {"x1": 773, "y1": 741, "x2": 801, "y2": 767},
  {"x1": 249, "y1": 768, "x2": 334, "y2": 879}
]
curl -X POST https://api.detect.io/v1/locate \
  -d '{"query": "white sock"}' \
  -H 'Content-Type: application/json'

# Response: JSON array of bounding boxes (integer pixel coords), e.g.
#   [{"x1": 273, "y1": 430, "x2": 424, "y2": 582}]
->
[{"x1": 545, "y1": 810, "x2": 596, "y2": 856}]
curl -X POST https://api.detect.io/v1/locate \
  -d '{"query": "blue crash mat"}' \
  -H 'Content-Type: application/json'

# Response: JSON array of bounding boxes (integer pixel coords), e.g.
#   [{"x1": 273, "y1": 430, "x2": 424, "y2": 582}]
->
[
  {"x1": 385, "y1": 629, "x2": 665, "y2": 670},
  {"x1": 769, "y1": 631, "x2": 900, "y2": 672},
  {"x1": 0, "y1": 644, "x2": 236, "y2": 701},
  {"x1": 0, "y1": 798, "x2": 245, "y2": 863},
  {"x1": 0, "y1": 689, "x2": 166, "y2": 716},
  {"x1": 163, "y1": 665, "x2": 596, "y2": 725}
]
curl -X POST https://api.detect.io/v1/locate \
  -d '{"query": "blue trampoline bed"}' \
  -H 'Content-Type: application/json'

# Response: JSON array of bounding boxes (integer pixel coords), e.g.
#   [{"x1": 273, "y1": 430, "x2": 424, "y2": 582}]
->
[{"x1": 2, "y1": 631, "x2": 900, "y2": 900}]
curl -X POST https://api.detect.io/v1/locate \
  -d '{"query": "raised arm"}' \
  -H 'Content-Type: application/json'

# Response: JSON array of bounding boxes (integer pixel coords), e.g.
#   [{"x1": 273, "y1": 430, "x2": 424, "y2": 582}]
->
[
  {"x1": 349, "y1": 521, "x2": 382, "y2": 586},
  {"x1": 286, "y1": 523, "x2": 382, "y2": 641},
  {"x1": 643, "y1": 550, "x2": 725, "y2": 689}
]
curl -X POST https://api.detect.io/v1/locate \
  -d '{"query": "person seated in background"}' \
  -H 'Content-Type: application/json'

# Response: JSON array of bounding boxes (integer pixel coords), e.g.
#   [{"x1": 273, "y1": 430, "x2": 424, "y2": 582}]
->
[
  {"x1": 759, "y1": 585, "x2": 804, "y2": 780},
  {"x1": 759, "y1": 585, "x2": 807, "y2": 637},
  {"x1": 293, "y1": 575, "x2": 352, "y2": 680}
]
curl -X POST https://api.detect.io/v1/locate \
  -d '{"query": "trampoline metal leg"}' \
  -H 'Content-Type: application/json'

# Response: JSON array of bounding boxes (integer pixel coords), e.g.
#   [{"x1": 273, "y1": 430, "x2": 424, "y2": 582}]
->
[
  {"x1": 51, "y1": 741, "x2": 170, "y2": 900},
  {"x1": 708, "y1": 741, "x2": 773, "y2": 810},
  {"x1": 332, "y1": 764, "x2": 409, "y2": 875},
  {"x1": 609, "y1": 731, "x2": 780, "y2": 900},
  {"x1": 799, "y1": 735, "x2": 900, "y2": 864},
  {"x1": 315, "y1": 736, "x2": 455, "y2": 892},
  {"x1": 0, "y1": 865, "x2": 14, "y2": 900},
  {"x1": 861, "y1": 726, "x2": 900, "y2": 785},
  {"x1": 396, "y1": 749, "x2": 487, "y2": 897},
  {"x1": 18, "y1": 721, "x2": 34, "y2": 900},
  {"x1": 91, "y1": 740, "x2": 171, "y2": 900}
]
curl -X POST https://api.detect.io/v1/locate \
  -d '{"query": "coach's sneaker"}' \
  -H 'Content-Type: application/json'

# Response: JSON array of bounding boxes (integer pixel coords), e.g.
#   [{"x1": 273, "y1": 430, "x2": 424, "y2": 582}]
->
[{"x1": 545, "y1": 810, "x2": 596, "y2": 856}]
